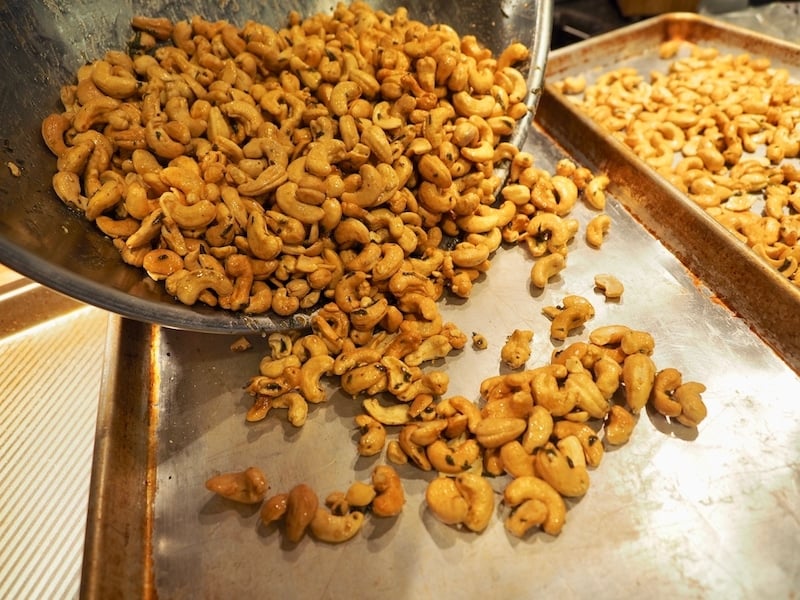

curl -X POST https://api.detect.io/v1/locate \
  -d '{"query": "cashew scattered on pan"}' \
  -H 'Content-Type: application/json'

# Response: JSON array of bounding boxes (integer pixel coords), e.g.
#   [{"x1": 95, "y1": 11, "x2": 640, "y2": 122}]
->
[
  {"x1": 354, "y1": 413, "x2": 387, "y2": 457},
  {"x1": 503, "y1": 475, "x2": 567, "y2": 536},
  {"x1": 309, "y1": 508, "x2": 365, "y2": 544},
  {"x1": 426, "y1": 476, "x2": 470, "y2": 526},
  {"x1": 204, "y1": 466, "x2": 268, "y2": 504},
  {"x1": 534, "y1": 442, "x2": 590, "y2": 498},
  {"x1": 530, "y1": 253, "x2": 567, "y2": 289},
  {"x1": 454, "y1": 472, "x2": 495, "y2": 533},
  {"x1": 471, "y1": 332, "x2": 488, "y2": 350},
  {"x1": 285, "y1": 483, "x2": 319, "y2": 543},
  {"x1": 543, "y1": 295, "x2": 595, "y2": 341},
  {"x1": 371, "y1": 465, "x2": 405, "y2": 518},
  {"x1": 594, "y1": 274, "x2": 624, "y2": 300},
  {"x1": 622, "y1": 353, "x2": 657, "y2": 414},
  {"x1": 604, "y1": 404, "x2": 637, "y2": 446},
  {"x1": 500, "y1": 329, "x2": 534, "y2": 369}
]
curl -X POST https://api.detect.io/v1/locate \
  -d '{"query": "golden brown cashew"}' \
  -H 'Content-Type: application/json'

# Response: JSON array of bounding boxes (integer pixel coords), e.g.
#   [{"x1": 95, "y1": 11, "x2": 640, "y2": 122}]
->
[
  {"x1": 309, "y1": 508, "x2": 364, "y2": 544},
  {"x1": 594, "y1": 274, "x2": 624, "y2": 299},
  {"x1": 260, "y1": 493, "x2": 289, "y2": 526},
  {"x1": 534, "y1": 442, "x2": 590, "y2": 498},
  {"x1": 564, "y1": 360, "x2": 610, "y2": 420},
  {"x1": 426, "y1": 476, "x2": 470, "y2": 526},
  {"x1": 426, "y1": 439, "x2": 481, "y2": 474},
  {"x1": 530, "y1": 253, "x2": 566, "y2": 289},
  {"x1": 593, "y1": 355, "x2": 623, "y2": 400},
  {"x1": 454, "y1": 472, "x2": 495, "y2": 533},
  {"x1": 546, "y1": 295, "x2": 595, "y2": 341},
  {"x1": 299, "y1": 355, "x2": 334, "y2": 404},
  {"x1": 398, "y1": 423, "x2": 433, "y2": 471},
  {"x1": 673, "y1": 381, "x2": 708, "y2": 427},
  {"x1": 500, "y1": 440, "x2": 536, "y2": 478},
  {"x1": 586, "y1": 214, "x2": 612, "y2": 248},
  {"x1": 354, "y1": 413, "x2": 386, "y2": 457},
  {"x1": 552, "y1": 421, "x2": 604, "y2": 468},
  {"x1": 205, "y1": 466, "x2": 268, "y2": 504},
  {"x1": 503, "y1": 475, "x2": 567, "y2": 536},
  {"x1": 505, "y1": 498, "x2": 548, "y2": 538},
  {"x1": 362, "y1": 397, "x2": 410, "y2": 426},
  {"x1": 604, "y1": 404, "x2": 637, "y2": 445},
  {"x1": 521, "y1": 405, "x2": 554, "y2": 453},
  {"x1": 285, "y1": 483, "x2": 319, "y2": 543},
  {"x1": 500, "y1": 329, "x2": 534, "y2": 369},
  {"x1": 622, "y1": 353, "x2": 657, "y2": 414},
  {"x1": 345, "y1": 481, "x2": 377, "y2": 509},
  {"x1": 371, "y1": 465, "x2": 405, "y2": 517},
  {"x1": 474, "y1": 417, "x2": 527, "y2": 449},
  {"x1": 168, "y1": 268, "x2": 233, "y2": 306},
  {"x1": 651, "y1": 367, "x2": 682, "y2": 417},
  {"x1": 268, "y1": 392, "x2": 308, "y2": 427}
]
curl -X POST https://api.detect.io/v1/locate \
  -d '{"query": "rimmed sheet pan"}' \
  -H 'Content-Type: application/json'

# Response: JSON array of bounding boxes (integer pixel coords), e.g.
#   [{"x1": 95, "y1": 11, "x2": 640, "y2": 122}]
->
[
  {"x1": 82, "y1": 116, "x2": 800, "y2": 597},
  {"x1": 537, "y1": 12, "x2": 800, "y2": 372}
]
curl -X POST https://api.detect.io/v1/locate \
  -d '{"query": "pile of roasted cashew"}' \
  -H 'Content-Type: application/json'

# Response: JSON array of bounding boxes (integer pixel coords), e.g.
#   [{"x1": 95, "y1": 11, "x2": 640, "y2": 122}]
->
[
  {"x1": 555, "y1": 40, "x2": 800, "y2": 288},
  {"x1": 42, "y1": 2, "x2": 536, "y2": 316},
  {"x1": 39, "y1": 1, "x2": 710, "y2": 543}
]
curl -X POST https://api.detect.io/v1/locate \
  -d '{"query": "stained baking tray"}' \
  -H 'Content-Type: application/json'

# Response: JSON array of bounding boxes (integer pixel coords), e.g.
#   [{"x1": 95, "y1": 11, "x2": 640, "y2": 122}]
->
[
  {"x1": 536, "y1": 12, "x2": 800, "y2": 372},
  {"x1": 82, "y1": 116, "x2": 800, "y2": 598}
]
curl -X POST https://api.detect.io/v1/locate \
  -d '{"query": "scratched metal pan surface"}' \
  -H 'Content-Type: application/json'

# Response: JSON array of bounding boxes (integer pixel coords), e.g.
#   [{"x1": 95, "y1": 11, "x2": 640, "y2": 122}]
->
[
  {"x1": 0, "y1": 0, "x2": 551, "y2": 335},
  {"x1": 536, "y1": 12, "x2": 800, "y2": 372},
  {"x1": 82, "y1": 124, "x2": 800, "y2": 599}
]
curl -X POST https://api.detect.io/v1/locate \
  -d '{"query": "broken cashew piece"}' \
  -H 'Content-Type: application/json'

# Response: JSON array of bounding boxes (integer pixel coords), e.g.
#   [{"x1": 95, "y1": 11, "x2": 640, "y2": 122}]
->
[
  {"x1": 205, "y1": 466, "x2": 268, "y2": 504},
  {"x1": 594, "y1": 273, "x2": 624, "y2": 299},
  {"x1": 372, "y1": 465, "x2": 405, "y2": 517},
  {"x1": 500, "y1": 329, "x2": 533, "y2": 369}
]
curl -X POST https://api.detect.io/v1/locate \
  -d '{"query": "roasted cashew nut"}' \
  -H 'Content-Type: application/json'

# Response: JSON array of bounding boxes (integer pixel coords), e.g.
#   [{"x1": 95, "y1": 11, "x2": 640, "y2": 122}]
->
[
  {"x1": 309, "y1": 508, "x2": 364, "y2": 544},
  {"x1": 499, "y1": 440, "x2": 536, "y2": 478},
  {"x1": 622, "y1": 353, "x2": 657, "y2": 414},
  {"x1": 426, "y1": 439, "x2": 481, "y2": 475},
  {"x1": 530, "y1": 253, "x2": 566, "y2": 289},
  {"x1": 299, "y1": 355, "x2": 334, "y2": 404},
  {"x1": 205, "y1": 466, "x2": 268, "y2": 504},
  {"x1": 503, "y1": 475, "x2": 567, "y2": 536},
  {"x1": 500, "y1": 329, "x2": 533, "y2": 369},
  {"x1": 604, "y1": 404, "x2": 637, "y2": 446},
  {"x1": 594, "y1": 273, "x2": 624, "y2": 299},
  {"x1": 426, "y1": 476, "x2": 470, "y2": 526},
  {"x1": 534, "y1": 442, "x2": 590, "y2": 498},
  {"x1": 285, "y1": 483, "x2": 319, "y2": 543},
  {"x1": 651, "y1": 367, "x2": 683, "y2": 418},
  {"x1": 371, "y1": 465, "x2": 405, "y2": 517},
  {"x1": 673, "y1": 381, "x2": 708, "y2": 427},
  {"x1": 354, "y1": 413, "x2": 386, "y2": 456},
  {"x1": 505, "y1": 498, "x2": 549, "y2": 538},
  {"x1": 454, "y1": 472, "x2": 495, "y2": 533}
]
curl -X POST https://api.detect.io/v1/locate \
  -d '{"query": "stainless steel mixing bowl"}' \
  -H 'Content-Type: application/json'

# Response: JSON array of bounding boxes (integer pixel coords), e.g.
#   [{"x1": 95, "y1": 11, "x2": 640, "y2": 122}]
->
[{"x1": 0, "y1": 0, "x2": 552, "y2": 333}]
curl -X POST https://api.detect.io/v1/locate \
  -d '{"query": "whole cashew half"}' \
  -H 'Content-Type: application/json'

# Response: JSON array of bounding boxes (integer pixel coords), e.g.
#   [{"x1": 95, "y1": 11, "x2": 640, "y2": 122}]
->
[{"x1": 503, "y1": 475, "x2": 566, "y2": 536}]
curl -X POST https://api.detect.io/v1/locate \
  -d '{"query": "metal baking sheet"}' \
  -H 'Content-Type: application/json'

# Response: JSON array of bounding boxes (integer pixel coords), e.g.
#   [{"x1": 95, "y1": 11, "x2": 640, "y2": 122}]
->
[
  {"x1": 537, "y1": 12, "x2": 800, "y2": 372},
  {"x1": 82, "y1": 121, "x2": 800, "y2": 598}
]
